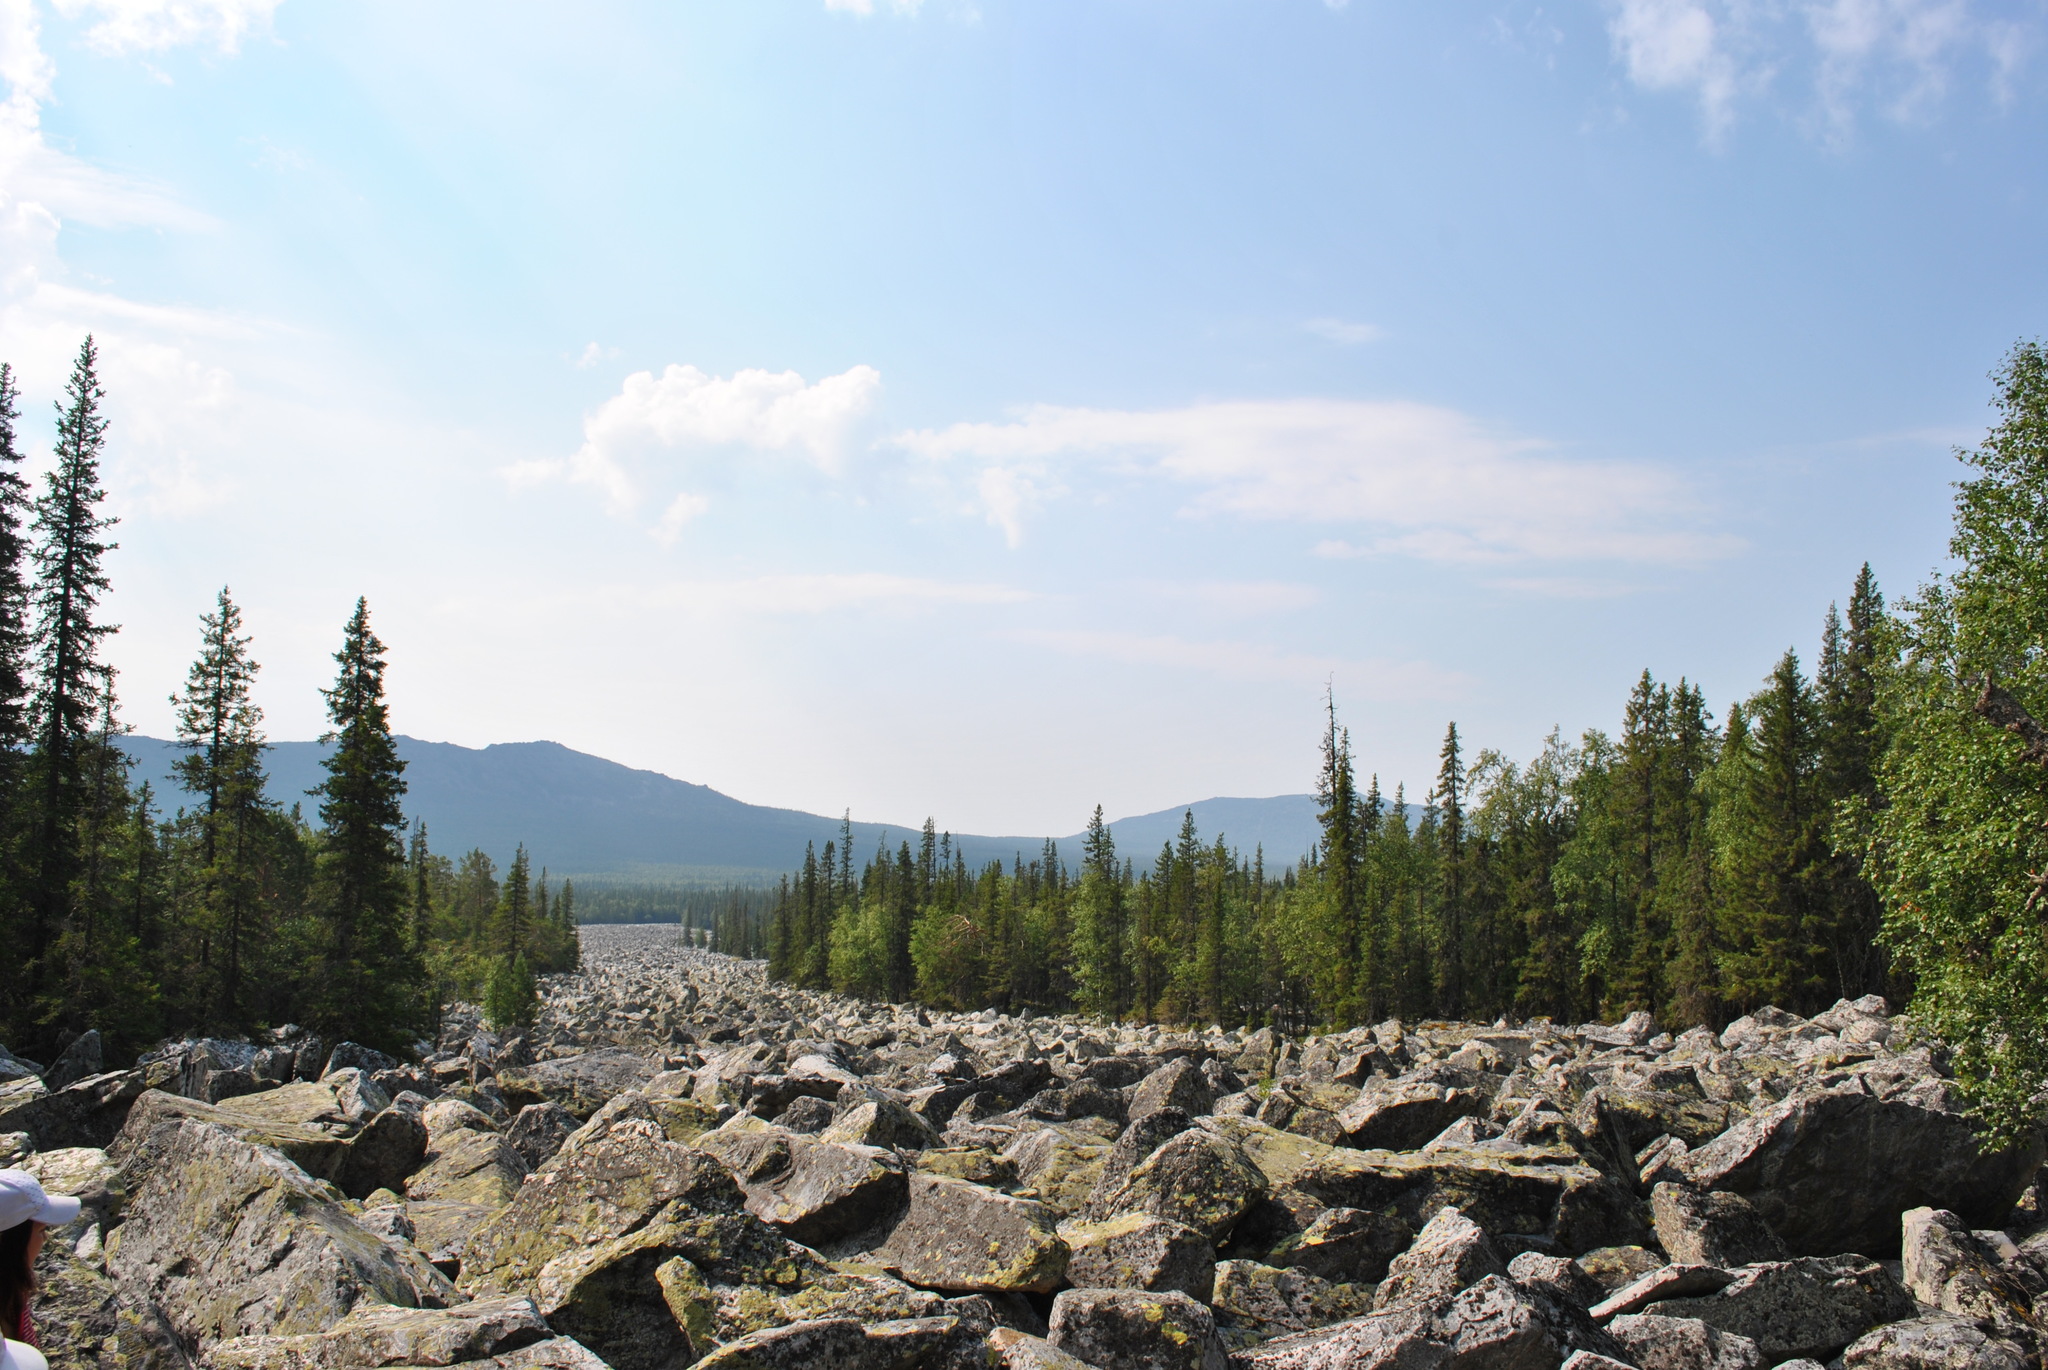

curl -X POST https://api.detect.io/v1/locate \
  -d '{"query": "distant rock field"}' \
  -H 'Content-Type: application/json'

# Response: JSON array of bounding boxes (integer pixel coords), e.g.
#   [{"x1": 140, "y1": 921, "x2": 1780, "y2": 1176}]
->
[{"x1": 3, "y1": 923, "x2": 2046, "y2": 1370}]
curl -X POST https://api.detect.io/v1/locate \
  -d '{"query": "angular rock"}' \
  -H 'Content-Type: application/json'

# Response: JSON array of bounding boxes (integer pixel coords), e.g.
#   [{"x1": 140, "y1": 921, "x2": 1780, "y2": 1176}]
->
[
  {"x1": 1678, "y1": 1086, "x2": 2044, "y2": 1257},
  {"x1": 989, "y1": 1327, "x2": 1096, "y2": 1370},
  {"x1": 1265, "y1": 1205, "x2": 1413, "y2": 1286},
  {"x1": 199, "y1": 1295, "x2": 551, "y2": 1369},
  {"x1": 1, "y1": 1063, "x2": 179, "y2": 1152},
  {"x1": 871, "y1": 1172, "x2": 1068, "y2": 1293},
  {"x1": 1372, "y1": 1205, "x2": 1507, "y2": 1311},
  {"x1": 1840, "y1": 1312, "x2": 2036, "y2": 1369},
  {"x1": 1589, "y1": 1264, "x2": 1736, "y2": 1320},
  {"x1": 1649, "y1": 1182, "x2": 1789, "y2": 1268},
  {"x1": 494, "y1": 1049, "x2": 659, "y2": 1120},
  {"x1": 745, "y1": 1139, "x2": 907, "y2": 1246},
  {"x1": 1899, "y1": 1205, "x2": 2045, "y2": 1346},
  {"x1": 339, "y1": 1105, "x2": 430, "y2": 1200},
  {"x1": 1335, "y1": 1078, "x2": 1483, "y2": 1153},
  {"x1": 1508, "y1": 1252, "x2": 1605, "y2": 1310},
  {"x1": 1046, "y1": 1288, "x2": 1228, "y2": 1370},
  {"x1": 1208, "y1": 1259, "x2": 1373, "y2": 1342},
  {"x1": 1578, "y1": 1245, "x2": 1666, "y2": 1293},
  {"x1": 1059, "y1": 1213, "x2": 1214, "y2": 1299},
  {"x1": 820, "y1": 1097, "x2": 939, "y2": 1151},
  {"x1": 1128, "y1": 1059, "x2": 1213, "y2": 1125},
  {"x1": 111, "y1": 1088, "x2": 352, "y2": 1183},
  {"x1": 1646, "y1": 1253, "x2": 1919, "y2": 1362},
  {"x1": 108, "y1": 1118, "x2": 446, "y2": 1342},
  {"x1": 1096, "y1": 1127, "x2": 1263, "y2": 1243},
  {"x1": 505, "y1": 1102, "x2": 580, "y2": 1169},
  {"x1": 1606, "y1": 1313, "x2": 1764, "y2": 1370},
  {"x1": 772, "y1": 1095, "x2": 834, "y2": 1134},
  {"x1": 1005, "y1": 1126, "x2": 1110, "y2": 1219},
  {"x1": 406, "y1": 1124, "x2": 530, "y2": 1207}
]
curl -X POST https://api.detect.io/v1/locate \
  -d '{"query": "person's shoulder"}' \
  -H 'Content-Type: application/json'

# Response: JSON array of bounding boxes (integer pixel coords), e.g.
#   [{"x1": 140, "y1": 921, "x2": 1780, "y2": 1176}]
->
[{"x1": 0, "y1": 1339, "x2": 49, "y2": 1370}]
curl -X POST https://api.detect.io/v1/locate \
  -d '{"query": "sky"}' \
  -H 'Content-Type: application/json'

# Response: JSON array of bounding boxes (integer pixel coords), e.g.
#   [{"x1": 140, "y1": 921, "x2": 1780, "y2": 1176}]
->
[{"x1": 0, "y1": 0, "x2": 2042, "y2": 839}]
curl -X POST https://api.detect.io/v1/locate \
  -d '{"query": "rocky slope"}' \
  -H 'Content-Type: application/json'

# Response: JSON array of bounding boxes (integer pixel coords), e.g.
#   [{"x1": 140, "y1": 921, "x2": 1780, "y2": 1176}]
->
[{"x1": 4, "y1": 923, "x2": 2048, "y2": 1370}]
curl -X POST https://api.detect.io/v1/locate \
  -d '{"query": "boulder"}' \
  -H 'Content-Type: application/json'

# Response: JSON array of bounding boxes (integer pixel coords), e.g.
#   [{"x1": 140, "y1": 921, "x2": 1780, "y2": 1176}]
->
[
  {"x1": 1606, "y1": 1313, "x2": 1764, "y2": 1370},
  {"x1": 1507, "y1": 1252, "x2": 1605, "y2": 1310},
  {"x1": 531, "y1": 1232, "x2": 706, "y2": 1370},
  {"x1": 1058, "y1": 1213, "x2": 1215, "y2": 1299},
  {"x1": 1371, "y1": 1205, "x2": 1507, "y2": 1311},
  {"x1": 745, "y1": 1139, "x2": 908, "y2": 1246},
  {"x1": 1128, "y1": 1059, "x2": 1213, "y2": 1125},
  {"x1": 1335, "y1": 1079, "x2": 1483, "y2": 1152},
  {"x1": 819, "y1": 1097, "x2": 939, "y2": 1151},
  {"x1": 505, "y1": 1102, "x2": 580, "y2": 1169},
  {"x1": 988, "y1": 1327, "x2": 1095, "y2": 1370},
  {"x1": 1086, "y1": 1108, "x2": 1195, "y2": 1211},
  {"x1": 110, "y1": 1089, "x2": 351, "y2": 1183},
  {"x1": 1094, "y1": 1127, "x2": 1264, "y2": 1243},
  {"x1": 1232, "y1": 1274, "x2": 1621, "y2": 1370},
  {"x1": 1208, "y1": 1259, "x2": 1374, "y2": 1343},
  {"x1": 46, "y1": 1030, "x2": 104, "y2": 1090},
  {"x1": 1648, "y1": 1183, "x2": 1789, "y2": 1268},
  {"x1": 31, "y1": 1239, "x2": 191, "y2": 1370},
  {"x1": 213, "y1": 1080, "x2": 362, "y2": 1136},
  {"x1": 406, "y1": 1125, "x2": 530, "y2": 1207},
  {"x1": 1265, "y1": 1205, "x2": 1413, "y2": 1286},
  {"x1": 338, "y1": 1106, "x2": 430, "y2": 1200},
  {"x1": 198, "y1": 1295, "x2": 551, "y2": 1369},
  {"x1": 1898, "y1": 1205, "x2": 2044, "y2": 1346},
  {"x1": 1678, "y1": 1086, "x2": 2044, "y2": 1257},
  {"x1": 870, "y1": 1173, "x2": 1068, "y2": 1293},
  {"x1": 1589, "y1": 1264, "x2": 1736, "y2": 1320},
  {"x1": 494, "y1": 1049, "x2": 659, "y2": 1120},
  {"x1": 1645, "y1": 1254, "x2": 1919, "y2": 1362},
  {"x1": 1840, "y1": 1312, "x2": 2037, "y2": 1369},
  {"x1": 0, "y1": 1063, "x2": 179, "y2": 1151},
  {"x1": 108, "y1": 1118, "x2": 448, "y2": 1343},
  {"x1": 1005, "y1": 1126, "x2": 1111, "y2": 1218},
  {"x1": 1045, "y1": 1288, "x2": 1229, "y2": 1370}
]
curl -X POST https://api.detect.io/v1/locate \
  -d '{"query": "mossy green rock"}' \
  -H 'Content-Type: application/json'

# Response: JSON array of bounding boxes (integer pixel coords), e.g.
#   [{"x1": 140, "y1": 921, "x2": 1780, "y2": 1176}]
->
[{"x1": 871, "y1": 1173, "x2": 1069, "y2": 1293}]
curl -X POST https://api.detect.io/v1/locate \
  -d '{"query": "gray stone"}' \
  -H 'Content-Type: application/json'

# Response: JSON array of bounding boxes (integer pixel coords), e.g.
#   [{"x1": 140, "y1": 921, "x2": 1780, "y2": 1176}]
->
[
  {"x1": 1267, "y1": 1205, "x2": 1413, "y2": 1286},
  {"x1": 1678, "y1": 1086, "x2": 2044, "y2": 1257},
  {"x1": 46, "y1": 1030, "x2": 104, "y2": 1091},
  {"x1": 1128, "y1": 1059, "x2": 1214, "y2": 1125},
  {"x1": 406, "y1": 1124, "x2": 530, "y2": 1207},
  {"x1": 1046, "y1": 1288, "x2": 1229, "y2": 1370},
  {"x1": 1841, "y1": 1312, "x2": 2036, "y2": 1369},
  {"x1": 1060, "y1": 1213, "x2": 1215, "y2": 1299},
  {"x1": 871, "y1": 1172, "x2": 1068, "y2": 1293},
  {"x1": 108, "y1": 1118, "x2": 450, "y2": 1343},
  {"x1": 989, "y1": 1327, "x2": 1095, "y2": 1370},
  {"x1": 772, "y1": 1094, "x2": 835, "y2": 1133},
  {"x1": 1373, "y1": 1205, "x2": 1507, "y2": 1311},
  {"x1": 1208, "y1": 1259, "x2": 1374, "y2": 1342},
  {"x1": 1096, "y1": 1126, "x2": 1264, "y2": 1243},
  {"x1": 1590, "y1": 1264, "x2": 1736, "y2": 1320},
  {"x1": 1558, "y1": 1355, "x2": 1636, "y2": 1370},
  {"x1": 198, "y1": 1295, "x2": 551, "y2": 1369},
  {"x1": 1086, "y1": 1108, "x2": 1194, "y2": 1211},
  {"x1": 338, "y1": 1105, "x2": 430, "y2": 1200},
  {"x1": 1, "y1": 1063, "x2": 180, "y2": 1152},
  {"x1": 1507, "y1": 1252, "x2": 1605, "y2": 1309},
  {"x1": 821, "y1": 1097, "x2": 941, "y2": 1151},
  {"x1": 1898, "y1": 1205, "x2": 2045, "y2": 1346},
  {"x1": 494, "y1": 1048, "x2": 660, "y2": 1120},
  {"x1": 1648, "y1": 1183, "x2": 1789, "y2": 1269},
  {"x1": 505, "y1": 1101, "x2": 580, "y2": 1169},
  {"x1": 1646, "y1": 1253, "x2": 1919, "y2": 1362},
  {"x1": 1335, "y1": 1079, "x2": 1484, "y2": 1153},
  {"x1": 746, "y1": 1138, "x2": 907, "y2": 1246},
  {"x1": 1605, "y1": 1313, "x2": 1764, "y2": 1370}
]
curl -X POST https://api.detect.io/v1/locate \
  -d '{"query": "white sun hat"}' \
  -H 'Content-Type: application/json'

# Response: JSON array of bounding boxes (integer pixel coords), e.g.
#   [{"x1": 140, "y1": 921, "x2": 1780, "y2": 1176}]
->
[
  {"x1": 0, "y1": 1170, "x2": 80, "y2": 1230},
  {"x1": 0, "y1": 1337, "x2": 50, "y2": 1370}
]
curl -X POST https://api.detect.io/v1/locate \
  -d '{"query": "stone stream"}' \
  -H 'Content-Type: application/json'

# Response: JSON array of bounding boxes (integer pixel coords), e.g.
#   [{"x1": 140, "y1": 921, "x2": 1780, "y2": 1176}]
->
[{"x1": 2, "y1": 923, "x2": 2046, "y2": 1370}]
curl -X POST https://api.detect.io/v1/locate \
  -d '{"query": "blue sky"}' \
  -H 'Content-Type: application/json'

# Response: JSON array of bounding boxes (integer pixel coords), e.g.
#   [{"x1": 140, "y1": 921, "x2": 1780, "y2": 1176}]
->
[{"x1": 0, "y1": 0, "x2": 2041, "y2": 837}]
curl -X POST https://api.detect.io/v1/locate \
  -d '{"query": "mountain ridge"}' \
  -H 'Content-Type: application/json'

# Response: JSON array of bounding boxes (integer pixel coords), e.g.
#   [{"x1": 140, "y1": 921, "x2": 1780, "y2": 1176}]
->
[{"x1": 116, "y1": 735, "x2": 1321, "y2": 884}]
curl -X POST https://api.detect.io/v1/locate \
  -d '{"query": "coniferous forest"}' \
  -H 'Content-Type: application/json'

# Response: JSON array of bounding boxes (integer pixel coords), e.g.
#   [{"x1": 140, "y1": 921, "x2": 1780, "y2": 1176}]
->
[
  {"x1": 0, "y1": 340, "x2": 578, "y2": 1063},
  {"x1": 768, "y1": 340, "x2": 2048, "y2": 1141}
]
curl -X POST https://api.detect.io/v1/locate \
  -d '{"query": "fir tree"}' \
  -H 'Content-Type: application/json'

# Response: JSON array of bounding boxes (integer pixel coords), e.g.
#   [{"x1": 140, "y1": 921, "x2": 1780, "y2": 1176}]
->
[
  {"x1": 311, "y1": 598, "x2": 426, "y2": 1051},
  {"x1": 1433, "y1": 722, "x2": 1466, "y2": 1018}
]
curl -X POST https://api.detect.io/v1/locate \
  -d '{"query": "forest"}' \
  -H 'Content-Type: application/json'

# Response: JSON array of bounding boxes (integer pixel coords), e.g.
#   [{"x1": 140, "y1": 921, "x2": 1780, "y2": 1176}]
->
[
  {"x1": 0, "y1": 340, "x2": 577, "y2": 1063},
  {"x1": 767, "y1": 340, "x2": 2048, "y2": 1139}
]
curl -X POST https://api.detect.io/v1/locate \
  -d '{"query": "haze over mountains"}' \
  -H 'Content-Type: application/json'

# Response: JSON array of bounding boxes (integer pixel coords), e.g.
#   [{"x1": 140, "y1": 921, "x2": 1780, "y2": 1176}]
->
[{"x1": 117, "y1": 736, "x2": 1320, "y2": 885}]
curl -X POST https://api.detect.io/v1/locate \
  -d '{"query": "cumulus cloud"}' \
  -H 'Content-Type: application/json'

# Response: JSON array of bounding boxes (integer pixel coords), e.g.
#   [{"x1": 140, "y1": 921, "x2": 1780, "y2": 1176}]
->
[
  {"x1": 900, "y1": 397, "x2": 1737, "y2": 565},
  {"x1": 509, "y1": 362, "x2": 882, "y2": 518},
  {"x1": 1605, "y1": 0, "x2": 2036, "y2": 142},
  {"x1": 52, "y1": 0, "x2": 281, "y2": 56}
]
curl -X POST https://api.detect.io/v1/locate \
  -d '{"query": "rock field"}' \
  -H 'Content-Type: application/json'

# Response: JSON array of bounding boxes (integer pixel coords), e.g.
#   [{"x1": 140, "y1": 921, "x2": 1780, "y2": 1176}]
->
[{"x1": 4, "y1": 922, "x2": 2048, "y2": 1370}]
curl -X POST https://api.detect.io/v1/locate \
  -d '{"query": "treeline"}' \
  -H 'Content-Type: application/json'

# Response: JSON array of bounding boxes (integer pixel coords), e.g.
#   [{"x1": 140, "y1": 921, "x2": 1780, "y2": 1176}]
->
[
  {"x1": 0, "y1": 341, "x2": 566, "y2": 1061},
  {"x1": 569, "y1": 881, "x2": 776, "y2": 951},
  {"x1": 767, "y1": 572, "x2": 1887, "y2": 1034},
  {"x1": 765, "y1": 340, "x2": 2048, "y2": 1145}
]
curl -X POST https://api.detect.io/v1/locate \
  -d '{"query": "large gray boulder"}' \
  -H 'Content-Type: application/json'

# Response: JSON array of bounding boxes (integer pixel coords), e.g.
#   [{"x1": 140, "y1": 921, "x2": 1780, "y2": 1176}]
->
[
  {"x1": 338, "y1": 1105, "x2": 430, "y2": 1201},
  {"x1": 1898, "y1": 1206, "x2": 2044, "y2": 1347},
  {"x1": 870, "y1": 1173, "x2": 1068, "y2": 1293},
  {"x1": 1045, "y1": 1288, "x2": 1228, "y2": 1370},
  {"x1": 1265, "y1": 1205, "x2": 1413, "y2": 1286},
  {"x1": 505, "y1": 1102, "x2": 580, "y2": 1170},
  {"x1": 198, "y1": 1295, "x2": 551, "y2": 1369},
  {"x1": 1371, "y1": 1206, "x2": 1506, "y2": 1311},
  {"x1": 108, "y1": 1119, "x2": 449, "y2": 1343},
  {"x1": 1840, "y1": 1312, "x2": 2037, "y2": 1369},
  {"x1": 1059, "y1": 1213, "x2": 1214, "y2": 1300},
  {"x1": 111, "y1": 1089, "x2": 352, "y2": 1183},
  {"x1": 1093, "y1": 1127, "x2": 1264, "y2": 1244},
  {"x1": 1648, "y1": 1183, "x2": 1788, "y2": 1268},
  {"x1": 0, "y1": 1063, "x2": 179, "y2": 1151},
  {"x1": 1678, "y1": 1086, "x2": 2044, "y2": 1257},
  {"x1": 1646, "y1": 1254, "x2": 1919, "y2": 1362},
  {"x1": 1208, "y1": 1260, "x2": 1373, "y2": 1343},
  {"x1": 1605, "y1": 1313, "x2": 1764, "y2": 1370},
  {"x1": 744, "y1": 1139, "x2": 907, "y2": 1246},
  {"x1": 1127, "y1": 1059, "x2": 1213, "y2": 1125},
  {"x1": 1232, "y1": 1274, "x2": 1622, "y2": 1370},
  {"x1": 494, "y1": 1049, "x2": 659, "y2": 1120},
  {"x1": 406, "y1": 1124, "x2": 531, "y2": 1207},
  {"x1": 1335, "y1": 1078, "x2": 1484, "y2": 1152}
]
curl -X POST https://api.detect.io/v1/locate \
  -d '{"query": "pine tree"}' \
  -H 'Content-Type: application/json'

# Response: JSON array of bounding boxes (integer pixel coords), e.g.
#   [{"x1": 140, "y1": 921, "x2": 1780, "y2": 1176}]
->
[
  {"x1": 0, "y1": 364, "x2": 32, "y2": 808},
  {"x1": 1433, "y1": 722, "x2": 1466, "y2": 1018},
  {"x1": 311, "y1": 598, "x2": 426, "y2": 1051},
  {"x1": 170, "y1": 587, "x2": 272, "y2": 1032},
  {"x1": 19, "y1": 339, "x2": 119, "y2": 1048}
]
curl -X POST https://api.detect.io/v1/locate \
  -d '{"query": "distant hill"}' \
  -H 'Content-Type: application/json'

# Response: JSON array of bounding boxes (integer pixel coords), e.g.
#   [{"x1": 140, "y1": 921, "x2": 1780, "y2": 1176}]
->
[{"x1": 117, "y1": 736, "x2": 1320, "y2": 885}]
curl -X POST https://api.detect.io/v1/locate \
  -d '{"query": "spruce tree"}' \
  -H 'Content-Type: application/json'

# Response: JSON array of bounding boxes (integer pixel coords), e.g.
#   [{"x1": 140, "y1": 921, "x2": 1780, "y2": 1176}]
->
[
  {"x1": 312, "y1": 598, "x2": 426, "y2": 1051},
  {"x1": 170, "y1": 587, "x2": 271, "y2": 1032},
  {"x1": 1433, "y1": 722, "x2": 1466, "y2": 1018},
  {"x1": 20, "y1": 339, "x2": 119, "y2": 1048},
  {"x1": 1071, "y1": 807, "x2": 1127, "y2": 1018},
  {"x1": 0, "y1": 364, "x2": 32, "y2": 802}
]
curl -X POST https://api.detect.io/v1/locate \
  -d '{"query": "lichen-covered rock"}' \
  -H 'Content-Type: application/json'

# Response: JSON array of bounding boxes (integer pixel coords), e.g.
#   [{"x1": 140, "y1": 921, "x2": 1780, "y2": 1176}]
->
[
  {"x1": 1128, "y1": 1059, "x2": 1213, "y2": 1126},
  {"x1": 1096, "y1": 1127, "x2": 1263, "y2": 1244},
  {"x1": 339, "y1": 1106, "x2": 430, "y2": 1201},
  {"x1": 744, "y1": 1139, "x2": 907, "y2": 1246},
  {"x1": 0, "y1": 1063, "x2": 179, "y2": 1152},
  {"x1": 1334, "y1": 1078, "x2": 1482, "y2": 1152},
  {"x1": 819, "y1": 1098, "x2": 937, "y2": 1151},
  {"x1": 494, "y1": 1048, "x2": 660, "y2": 1120},
  {"x1": 1264, "y1": 1205, "x2": 1412, "y2": 1286},
  {"x1": 405, "y1": 1124, "x2": 530, "y2": 1207},
  {"x1": 1577, "y1": 1245, "x2": 1665, "y2": 1293},
  {"x1": 1086, "y1": 1109, "x2": 1194, "y2": 1213},
  {"x1": 1649, "y1": 1182, "x2": 1789, "y2": 1268},
  {"x1": 1840, "y1": 1312, "x2": 2037, "y2": 1369},
  {"x1": 1898, "y1": 1205, "x2": 2045, "y2": 1347},
  {"x1": 1046, "y1": 1288, "x2": 1228, "y2": 1370},
  {"x1": 505, "y1": 1102, "x2": 581, "y2": 1170},
  {"x1": 870, "y1": 1173, "x2": 1068, "y2": 1293},
  {"x1": 1678, "y1": 1086, "x2": 2044, "y2": 1257},
  {"x1": 988, "y1": 1327, "x2": 1094, "y2": 1369},
  {"x1": 31, "y1": 1244, "x2": 191, "y2": 1370},
  {"x1": 1507, "y1": 1252, "x2": 1605, "y2": 1310},
  {"x1": 1059, "y1": 1213, "x2": 1214, "y2": 1300},
  {"x1": 1646, "y1": 1254, "x2": 1919, "y2": 1362},
  {"x1": 108, "y1": 1119, "x2": 446, "y2": 1343},
  {"x1": 1208, "y1": 1260, "x2": 1373, "y2": 1343},
  {"x1": 198, "y1": 1295, "x2": 551, "y2": 1370},
  {"x1": 1371, "y1": 1205, "x2": 1506, "y2": 1311},
  {"x1": 1005, "y1": 1126, "x2": 1110, "y2": 1218},
  {"x1": 1605, "y1": 1313, "x2": 1764, "y2": 1370}
]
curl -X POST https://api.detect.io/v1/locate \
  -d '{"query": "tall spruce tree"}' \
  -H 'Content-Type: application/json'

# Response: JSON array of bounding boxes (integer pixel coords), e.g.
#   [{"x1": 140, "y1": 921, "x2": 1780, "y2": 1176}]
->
[
  {"x1": 170, "y1": 587, "x2": 272, "y2": 1032},
  {"x1": 1433, "y1": 722, "x2": 1466, "y2": 1018},
  {"x1": 1315, "y1": 690, "x2": 1363, "y2": 1020},
  {"x1": 312, "y1": 599, "x2": 426, "y2": 1051},
  {"x1": 21, "y1": 339, "x2": 119, "y2": 1049},
  {"x1": 1071, "y1": 806, "x2": 1128, "y2": 1018}
]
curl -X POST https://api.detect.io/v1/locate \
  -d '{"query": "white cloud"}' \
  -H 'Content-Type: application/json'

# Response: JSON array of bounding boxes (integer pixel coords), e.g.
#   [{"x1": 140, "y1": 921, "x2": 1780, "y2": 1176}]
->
[
  {"x1": 573, "y1": 573, "x2": 1032, "y2": 618},
  {"x1": 1005, "y1": 627, "x2": 1464, "y2": 700},
  {"x1": 651, "y1": 491, "x2": 708, "y2": 546},
  {"x1": 1304, "y1": 317, "x2": 1384, "y2": 345},
  {"x1": 52, "y1": 0, "x2": 281, "y2": 56},
  {"x1": 824, "y1": 0, "x2": 925, "y2": 15},
  {"x1": 1139, "y1": 580, "x2": 1321, "y2": 615},
  {"x1": 508, "y1": 361, "x2": 882, "y2": 516},
  {"x1": 1605, "y1": 0, "x2": 2036, "y2": 142},
  {"x1": 900, "y1": 397, "x2": 1738, "y2": 565},
  {"x1": 571, "y1": 341, "x2": 619, "y2": 370}
]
